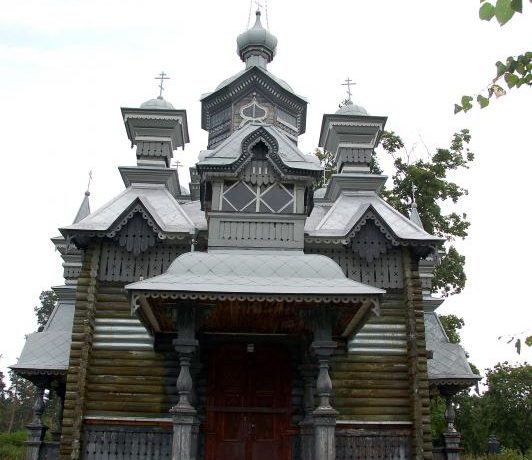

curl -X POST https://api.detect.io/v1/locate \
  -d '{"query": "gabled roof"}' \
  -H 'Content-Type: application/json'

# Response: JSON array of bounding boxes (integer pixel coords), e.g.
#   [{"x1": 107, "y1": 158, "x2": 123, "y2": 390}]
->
[
  {"x1": 197, "y1": 123, "x2": 321, "y2": 172},
  {"x1": 305, "y1": 191, "x2": 443, "y2": 243},
  {"x1": 60, "y1": 183, "x2": 196, "y2": 238},
  {"x1": 425, "y1": 311, "x2": 480, "y2": 387},
  {"x1": 201, "y1": 65, "x2": 305, "y2": 102}
]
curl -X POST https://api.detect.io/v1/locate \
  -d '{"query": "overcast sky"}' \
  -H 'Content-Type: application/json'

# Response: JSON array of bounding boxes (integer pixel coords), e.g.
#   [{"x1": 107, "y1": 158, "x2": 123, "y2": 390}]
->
[{"x1": 0, "y1": 0, "x2": 530, "y2": 381}]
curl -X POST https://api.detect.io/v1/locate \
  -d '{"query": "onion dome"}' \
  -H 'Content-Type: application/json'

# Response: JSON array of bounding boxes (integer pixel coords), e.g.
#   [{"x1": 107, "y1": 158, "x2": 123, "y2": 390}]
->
[
  {"x1": 140, "y1": 95, "x2": 175, "y2": 110},
  {"x1": 335, "y1": 99, "x2": 368, "y2": 116},
  {"x1": 237, "y1": 10, "x2": 277, "y2": 68}
]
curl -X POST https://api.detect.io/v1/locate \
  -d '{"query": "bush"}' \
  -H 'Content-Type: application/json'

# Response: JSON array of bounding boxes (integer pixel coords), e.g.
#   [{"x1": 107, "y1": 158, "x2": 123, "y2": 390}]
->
[
  {"x1": 463, "y1": 447, "x2": 532, "y2": 459},
  {"x1": 0, "y1": 431, "x2": 26, "y2": 460}
]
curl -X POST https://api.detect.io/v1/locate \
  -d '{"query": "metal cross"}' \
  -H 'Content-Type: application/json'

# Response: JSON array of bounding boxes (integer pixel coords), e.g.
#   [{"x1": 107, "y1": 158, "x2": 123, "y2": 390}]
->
[
  {"x1": 341, "y1": 77, "x2": 356, "y2": 101},
  {"x1": 155, "y1": 71, "x2": 170, "y2": 98},
  {"x1": 255, "y1": 0, "x2": 263, "y2": 12},
  {"x1": 86, "y1": 170, "x2": 93, "y2": 193}
]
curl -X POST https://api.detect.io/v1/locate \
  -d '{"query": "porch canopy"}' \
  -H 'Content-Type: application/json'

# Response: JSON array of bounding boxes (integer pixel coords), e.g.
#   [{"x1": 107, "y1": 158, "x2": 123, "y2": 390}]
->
[{"x1": 125, "y1": 250, "x2": 384, "y2": 338}]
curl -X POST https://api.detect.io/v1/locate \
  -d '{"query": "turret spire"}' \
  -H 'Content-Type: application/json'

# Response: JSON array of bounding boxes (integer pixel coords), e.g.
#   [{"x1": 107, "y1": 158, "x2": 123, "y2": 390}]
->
[{"x1": 73, "y1": 171, "x2": 92, "y2": 224}]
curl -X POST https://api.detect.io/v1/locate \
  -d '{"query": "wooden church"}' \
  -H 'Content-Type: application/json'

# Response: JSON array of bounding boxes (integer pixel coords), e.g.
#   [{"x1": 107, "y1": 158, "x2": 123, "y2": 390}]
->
[{"x1": 12, "y1": 9, "x2": 479, "y2": 460}]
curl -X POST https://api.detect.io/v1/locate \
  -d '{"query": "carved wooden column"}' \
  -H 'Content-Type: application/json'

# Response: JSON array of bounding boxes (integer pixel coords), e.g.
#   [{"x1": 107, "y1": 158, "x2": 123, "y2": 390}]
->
[
  {"x1": 25, "y1": 383, "x2": 48, "y2": 460},
  {"x1": 442, "y1": 395, "x2": 461, "y2": 460},
  {"x1": 299, "y1": 362, "x2": 317, "y2": 460},
  {"x1": 309, "y1": 307, "x2": 338, "y2": 460},
  {"x1": 170, "y1": 305, "x2": 199, "y2": 460}
]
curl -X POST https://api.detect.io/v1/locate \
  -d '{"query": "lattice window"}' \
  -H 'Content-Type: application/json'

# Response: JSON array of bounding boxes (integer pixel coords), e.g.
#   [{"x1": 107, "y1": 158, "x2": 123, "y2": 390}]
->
[{"x1": 221, "y1": 180, "x2": 295, "y2": 214}]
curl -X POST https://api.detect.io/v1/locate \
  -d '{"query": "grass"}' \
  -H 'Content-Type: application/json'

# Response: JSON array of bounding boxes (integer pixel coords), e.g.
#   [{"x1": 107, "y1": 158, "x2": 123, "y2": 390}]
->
[{"x1": 0, "y1": 431, "x2": 26, "y2": 460}]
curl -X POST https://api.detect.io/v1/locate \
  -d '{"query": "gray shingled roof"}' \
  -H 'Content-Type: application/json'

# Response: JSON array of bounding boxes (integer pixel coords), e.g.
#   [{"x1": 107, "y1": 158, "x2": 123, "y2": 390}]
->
[
  {"x1": 11, "y1": 293, "x2": 75, "y2": 374},
  {"x1": 201, "y1": 65, "x2": 305, "y2": 101},
  {"x1": 306, "y1": 192, "x2": 443, "y2": 242},
  {"x1": 425, "y1": 311, "x2": 480, "y2": 384},
  {"x1": 126, "y1": 250, "x2": 384, "y2": 296},
  {"x1": 61, "y1": 183, "x2": 195, "y2": 236},
  {"x1": 197, "y1": 123, "x2": 321, "y2": 172}
]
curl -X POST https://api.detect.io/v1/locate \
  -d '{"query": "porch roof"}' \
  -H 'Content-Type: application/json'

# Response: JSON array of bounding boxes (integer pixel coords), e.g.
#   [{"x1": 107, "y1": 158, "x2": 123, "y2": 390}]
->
[{"x1": 126, "y1": 250, "x2": 384, "y2": 298}]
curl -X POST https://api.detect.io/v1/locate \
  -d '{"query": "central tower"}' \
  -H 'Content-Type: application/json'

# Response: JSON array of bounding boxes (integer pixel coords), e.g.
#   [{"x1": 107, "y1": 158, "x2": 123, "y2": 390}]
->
[{"x1": 200, "y1": 10, "x2": 308, "y2": 148}]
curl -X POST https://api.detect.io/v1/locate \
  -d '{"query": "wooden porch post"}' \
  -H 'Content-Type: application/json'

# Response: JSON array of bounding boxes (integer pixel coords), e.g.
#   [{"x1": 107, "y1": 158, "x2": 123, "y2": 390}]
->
[
  {"x1": 299, "y1": 362, "x2": 317, "y2": 460},
  {"x1": 170, "y1": 305, "x2": 199, "y2": 460},
  {"x1": 310, "y1": 307, "x2": 338, "y2": 460}
]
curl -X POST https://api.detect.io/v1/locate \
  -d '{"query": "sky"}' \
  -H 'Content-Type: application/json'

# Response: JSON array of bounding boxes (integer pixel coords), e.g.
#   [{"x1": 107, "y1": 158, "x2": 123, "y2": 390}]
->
[{"x1": 0, "y1": 0, "x2": 530, "y2": 382}]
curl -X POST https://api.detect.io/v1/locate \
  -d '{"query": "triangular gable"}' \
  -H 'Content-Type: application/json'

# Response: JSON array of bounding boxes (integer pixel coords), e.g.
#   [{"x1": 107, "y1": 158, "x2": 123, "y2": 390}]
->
[
  {"x1": 60, "y1": 184, "x2": 196, "y2": 242},
  {"x1": 197, "y1": 124, "x2": 321, "y2": 176},
  {"x1": 307, "y1": 193, "x2": 443, "y2": 244}
]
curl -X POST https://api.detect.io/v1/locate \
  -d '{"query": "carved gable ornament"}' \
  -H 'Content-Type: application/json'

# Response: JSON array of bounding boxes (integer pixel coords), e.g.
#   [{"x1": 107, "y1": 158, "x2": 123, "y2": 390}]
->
[
  {"x1": 343, "y1": 210, "x2": 400, "y2": 263},
  {"x1": 239, "y1": 94, "x2": 269, "y2": 128},
  {"x1": 106, "y1": 201, "x2": 165, "y2": 256}
]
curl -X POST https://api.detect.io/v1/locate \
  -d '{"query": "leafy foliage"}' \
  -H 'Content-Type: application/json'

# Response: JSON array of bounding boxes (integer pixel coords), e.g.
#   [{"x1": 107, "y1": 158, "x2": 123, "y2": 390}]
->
[
  {"x1": 483, "y1": 362, "x2": 532, "y2": 454},
  {"x1": 454, "y1": 362, "x2": 532, "y2": 455},
  {"x1": 316, "y1": 129, "x2": 473, "y2": 296},
  {"x1": 0, "y1": 431, "x2": 26, "y2": 460},
  {"x1": 314, "y1": 148, "x2": 335, "y2": 189},
  {"x1": 34, "y1": 290, "x2": 57, "y2": 331},
  {"x1": 380, "y1": 129, "x2": 474, "y2": 296},
  {"x1": 455, "y1": 2, "x2": 530, "y2": 113},
  {"x1": 439, "y1": 314, "x2": 465, "y2": 344}
]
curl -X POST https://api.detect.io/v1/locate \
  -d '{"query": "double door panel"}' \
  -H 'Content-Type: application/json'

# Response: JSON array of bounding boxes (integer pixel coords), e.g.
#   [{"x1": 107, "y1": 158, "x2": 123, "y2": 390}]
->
[{"x1": 205, "y1": 343, "x2": 292, "y2": 460}]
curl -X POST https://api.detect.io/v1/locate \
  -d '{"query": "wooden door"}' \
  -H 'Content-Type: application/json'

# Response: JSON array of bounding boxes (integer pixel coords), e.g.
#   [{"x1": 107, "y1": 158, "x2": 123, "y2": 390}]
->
[{"x1": 205, "y1": 343, "x2": 292, "y2": 460}]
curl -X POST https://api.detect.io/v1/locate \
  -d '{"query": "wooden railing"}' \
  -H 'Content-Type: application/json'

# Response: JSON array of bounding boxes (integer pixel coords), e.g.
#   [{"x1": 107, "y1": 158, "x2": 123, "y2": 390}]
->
[
  {"x1": 82, "y1": 425, "x2": 172, "y2": 460},
  {"x1": 336, "y1": 429, "x2": 412, "y2": 460}
]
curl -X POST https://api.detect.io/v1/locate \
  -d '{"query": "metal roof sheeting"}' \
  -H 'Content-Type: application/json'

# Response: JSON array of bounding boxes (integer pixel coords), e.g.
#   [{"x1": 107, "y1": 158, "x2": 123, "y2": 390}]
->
[
  {"x1": 126, "y1": 250, "x2": 384, "y2": 296},
  {"x1": 61, "y1": 183, "x2": 195, "y2": 235},
  {"x1": 198, "y1": 123, "x2": 321, "y2": 171},
  {"x1": 306, "y1": 191, "x2": 443, "y2": 242}
]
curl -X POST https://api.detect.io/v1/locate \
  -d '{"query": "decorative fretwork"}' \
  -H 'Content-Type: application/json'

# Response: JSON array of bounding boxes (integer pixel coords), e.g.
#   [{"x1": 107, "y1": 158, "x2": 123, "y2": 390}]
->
[
  {"x1": 221, "y1": 180, "x2": 295, "y2": 214},
  {"x1": 116, "y1": 213, "x2": 157, "y2": 256},
  {"x1": 98, "y1": 241, "x2": 186, "y2": 282},
  {"x1": 350, "y1": 219, "x2": 391, "y2": 263},
  {"x1": 305, "y1": 246, "x2": 404, "y2": 289}
]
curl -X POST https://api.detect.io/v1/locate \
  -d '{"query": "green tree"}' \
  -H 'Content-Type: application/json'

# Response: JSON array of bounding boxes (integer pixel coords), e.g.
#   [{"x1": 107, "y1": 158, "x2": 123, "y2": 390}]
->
[
  {"x1": 34, "y1": 290, "x2": 57, "y2": 331},
  {"x1": 440, "y1": 314, "x2": 466, "y2": 344},
  {"x1": 315, "y1": 129, "x2": 473, "y2": 296},
  {"x1": 483, "y1": 362, "x2": 532, "y2": 455},
  {"x1": 380, "y1": 129, "x2": 474, "y2": 296},
  {"x1": 5, "y1": 370, "x2": 35, "y2": 433},
  {"x1": 455, "y1": 1, "x2": 531, "y2": 112}
]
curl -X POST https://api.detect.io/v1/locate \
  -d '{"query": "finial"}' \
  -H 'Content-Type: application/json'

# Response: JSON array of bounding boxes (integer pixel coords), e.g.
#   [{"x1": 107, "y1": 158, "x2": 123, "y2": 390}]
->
[
  {"x1": 409, "y1": 183, "x2": 424, "y2": 229},
  {"x1": 85, "y1": 170, "x2": 93, "y2": 196},
  {"x1": 341, "y1": 77, "x2": 356, "y2": 102},
  {"x1": 411, "y1": 183, "x2": 418, "y2": 205},
  {"x1": 155, "y1": 71, "x2": 170, "y2": 98}
]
